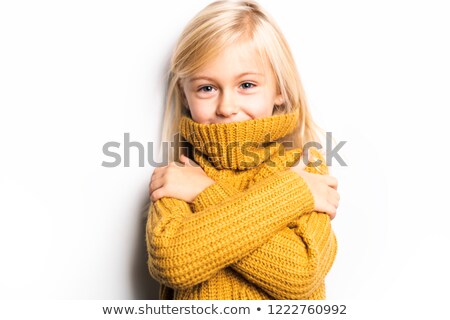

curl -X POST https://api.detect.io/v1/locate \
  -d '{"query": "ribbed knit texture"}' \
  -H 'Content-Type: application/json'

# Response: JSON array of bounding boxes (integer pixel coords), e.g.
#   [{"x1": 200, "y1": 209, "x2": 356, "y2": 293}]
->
[
  {"x1": 146, "y1": 110, "x2": 338, "y2": 300},
  {"x1": 179, "y1": 109, "x2": 300, "y2": 170}
]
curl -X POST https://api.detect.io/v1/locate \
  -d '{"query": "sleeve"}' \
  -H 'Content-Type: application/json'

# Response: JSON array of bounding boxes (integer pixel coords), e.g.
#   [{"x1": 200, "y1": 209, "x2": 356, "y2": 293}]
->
[
  {"x1": 231, "y1": 211, "x2": 338, "y2": 299},
  {"x1": 145, "y1": 169, "x2": 315, "y2": 290},
  {"x1": 190, "y1": 148, "x2": 339, "y2": 299}
]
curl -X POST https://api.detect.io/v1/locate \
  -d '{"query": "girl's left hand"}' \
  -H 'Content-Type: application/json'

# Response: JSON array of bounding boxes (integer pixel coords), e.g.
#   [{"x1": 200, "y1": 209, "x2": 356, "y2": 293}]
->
[{"x1": 149, "y1": 154, "x2": 215, "y2": 203}]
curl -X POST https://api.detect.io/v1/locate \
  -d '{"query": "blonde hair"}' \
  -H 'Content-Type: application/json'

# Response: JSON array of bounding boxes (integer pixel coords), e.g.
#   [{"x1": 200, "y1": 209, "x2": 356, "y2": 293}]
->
[{"x1": 158, "y1": 0, "x2": 326, "y2": 165}]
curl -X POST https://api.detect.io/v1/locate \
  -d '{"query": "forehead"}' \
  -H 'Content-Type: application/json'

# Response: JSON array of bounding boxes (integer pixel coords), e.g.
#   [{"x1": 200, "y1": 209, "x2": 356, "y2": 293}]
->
[{"x1": 193, "y1": 41, "x2": 271, "y2": 78}]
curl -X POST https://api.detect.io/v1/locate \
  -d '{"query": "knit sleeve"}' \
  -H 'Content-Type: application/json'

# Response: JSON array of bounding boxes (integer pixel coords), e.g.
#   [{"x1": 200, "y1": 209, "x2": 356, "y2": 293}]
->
[
  {"x1": 145, "y1": 169, "x2": 315, "y2": 290},
  {"x1": 231, "y1": 149, "x2": 338, "y2": 299},
  {"x1": 189, "y1": 148, "x2": 338, "y2": 299},
  {"x1": 231, "y1": 212, "x2": 338, "y2": 299}
]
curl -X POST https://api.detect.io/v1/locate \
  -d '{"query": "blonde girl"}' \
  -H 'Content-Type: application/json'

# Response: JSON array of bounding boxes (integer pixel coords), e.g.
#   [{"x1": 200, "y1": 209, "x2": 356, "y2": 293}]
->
[{"x1": 146, "y1": 0, "x2": 339, "y2": 300}]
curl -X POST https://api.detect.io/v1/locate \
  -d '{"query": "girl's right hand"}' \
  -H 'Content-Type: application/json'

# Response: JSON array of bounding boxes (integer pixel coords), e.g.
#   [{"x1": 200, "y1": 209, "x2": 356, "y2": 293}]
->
[{"x1": 290, "y1": 153, "x2": 340, "y2": 220}]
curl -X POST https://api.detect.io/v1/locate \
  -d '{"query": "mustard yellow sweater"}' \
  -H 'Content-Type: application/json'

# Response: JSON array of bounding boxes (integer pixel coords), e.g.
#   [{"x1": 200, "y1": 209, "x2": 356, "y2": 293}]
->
[{"x1": 146, "y1": 110, "x2": 338, "y2": 300}]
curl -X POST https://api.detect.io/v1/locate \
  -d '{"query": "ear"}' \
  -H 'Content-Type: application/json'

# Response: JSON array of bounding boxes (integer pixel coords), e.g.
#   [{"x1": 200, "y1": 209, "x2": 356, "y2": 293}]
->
[{"x1": 274, "y1": 94, "x2": 284, "y2": 106}]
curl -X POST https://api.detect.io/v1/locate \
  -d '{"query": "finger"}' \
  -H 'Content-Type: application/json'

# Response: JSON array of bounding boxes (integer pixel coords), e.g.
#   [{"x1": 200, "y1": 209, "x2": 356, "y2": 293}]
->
[
  {"x1": 150, "y1": 168, "x2": 158, "y2": 180},
  {"x1": 179, "y1": 154, "x2": 188, "y2": 165},
  {"x1": 150, "y1": 169, "x2": 165, "y2": 186},
  {"x1": 326, "y1": 186, "x2": 339, "y2": 204},
  {"x1": 151, "y1": 165, "x2": 168, "y2": 178},
  {"x1": 325, "y1": 203, "x2": 337, "y2": 220},
  {"x1": 329, "y1": 189, "x2": 340, "y2": 208},
  {"x1": 326, "y1": 175, "x2": 338, "y2": 190},
  {"x1": 150, "y1": 187, "x2": 164, "y2": 202},
  {"x1": 180, "y1": 154, "x2": 199, "y2": 167},
  {"x1": 328, "y1": 210, "x2": 336, "y2": 220},
  {"x1": 181, "y1": 154, "x2": 192, "y2": 166},
  {"x1": 151, "y1": 171, "x2": 163, "y2": 182},
  {"x1": 152, "y1": 184, "x2": 175, "y2": 202},
  {"x1": 149, "y1": 176, "x2": 164, "y2": 196},
  {"x1": 150, "y1": 183, "x2": 168, "y2": 202}
]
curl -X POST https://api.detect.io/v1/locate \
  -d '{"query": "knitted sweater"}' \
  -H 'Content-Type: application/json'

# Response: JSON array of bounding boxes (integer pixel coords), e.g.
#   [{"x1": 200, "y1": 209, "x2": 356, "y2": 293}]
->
[{"x1": 146, "y1": 110, "x2": 338, "y2": 300}]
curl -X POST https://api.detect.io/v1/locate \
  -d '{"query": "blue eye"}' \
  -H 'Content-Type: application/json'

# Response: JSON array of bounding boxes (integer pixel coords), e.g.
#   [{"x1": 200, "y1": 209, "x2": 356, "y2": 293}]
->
[{"x1": 241, "y1": 82, "x2": 255, "y2": 89}]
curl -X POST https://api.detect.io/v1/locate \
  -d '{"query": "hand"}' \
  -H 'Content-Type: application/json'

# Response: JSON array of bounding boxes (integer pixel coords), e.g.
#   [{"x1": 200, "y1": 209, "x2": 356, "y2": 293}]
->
[
  {"x1": 290, "y1": 152, "x2": 340, "y2": 220},
  {"x1": 149, "y1": 154, "x2": 215, "y2": 203}
]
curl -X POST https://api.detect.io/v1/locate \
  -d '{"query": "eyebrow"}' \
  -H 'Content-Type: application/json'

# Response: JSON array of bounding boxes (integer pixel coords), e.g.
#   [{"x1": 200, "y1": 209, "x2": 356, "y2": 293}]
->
[{"x1": 189, "y1": 72, "x2": 265, "y2": 82}]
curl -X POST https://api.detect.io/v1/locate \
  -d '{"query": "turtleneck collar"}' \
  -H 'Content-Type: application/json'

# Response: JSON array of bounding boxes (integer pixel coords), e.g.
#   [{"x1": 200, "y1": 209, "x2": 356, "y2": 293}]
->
[{"x1": 179, "y1": 109, "x2": 299, "y2": 171}]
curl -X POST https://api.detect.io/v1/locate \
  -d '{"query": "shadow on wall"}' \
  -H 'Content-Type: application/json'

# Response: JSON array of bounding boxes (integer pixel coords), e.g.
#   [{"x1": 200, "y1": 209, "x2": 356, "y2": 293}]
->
[
  {"x1": 131, "y1": 52, "x2": 172, "y2": 300},
  {"x1": 131, "y1": 195, "x2": 160, "y2": 300}
]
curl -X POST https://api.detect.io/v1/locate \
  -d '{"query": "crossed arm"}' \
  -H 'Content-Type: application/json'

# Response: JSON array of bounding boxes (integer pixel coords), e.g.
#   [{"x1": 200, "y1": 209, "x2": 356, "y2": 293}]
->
[{"x1": 146, "y1": 151, "x2": 337, "y2": 299}]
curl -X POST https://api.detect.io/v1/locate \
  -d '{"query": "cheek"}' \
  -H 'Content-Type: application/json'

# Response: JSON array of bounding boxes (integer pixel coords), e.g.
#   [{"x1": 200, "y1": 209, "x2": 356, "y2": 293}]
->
[
  {"x1": 185, "y1": 97, "x2": 216, "y2": 123},
  {"x1": 240, "y1": 94, "x2": 274, "y2": 117}
]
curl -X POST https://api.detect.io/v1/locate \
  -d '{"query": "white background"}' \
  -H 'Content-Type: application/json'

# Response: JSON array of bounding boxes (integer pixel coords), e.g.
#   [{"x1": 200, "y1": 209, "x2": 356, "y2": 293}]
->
[{"x1": 1, "y1": 0, "x2": 449, "y2": 304}]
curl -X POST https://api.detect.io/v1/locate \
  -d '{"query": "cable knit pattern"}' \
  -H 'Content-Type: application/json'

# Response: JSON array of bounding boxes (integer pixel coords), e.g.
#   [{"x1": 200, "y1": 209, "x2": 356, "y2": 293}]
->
[{"x1": 146, "y1": 110, "x2": 338, "y2": 300}]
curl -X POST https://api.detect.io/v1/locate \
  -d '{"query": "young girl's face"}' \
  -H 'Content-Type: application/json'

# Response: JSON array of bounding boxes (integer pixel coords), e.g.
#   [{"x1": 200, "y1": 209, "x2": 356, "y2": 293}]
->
[{"x1": 181, "y1": 42, "x2": 283, "y2": 124}]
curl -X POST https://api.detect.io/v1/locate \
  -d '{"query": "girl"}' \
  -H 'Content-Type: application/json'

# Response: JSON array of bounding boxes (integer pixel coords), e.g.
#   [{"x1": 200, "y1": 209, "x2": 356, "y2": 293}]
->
[{"x1": 146, "y1": 0, "x2": 339, "y2": 300}]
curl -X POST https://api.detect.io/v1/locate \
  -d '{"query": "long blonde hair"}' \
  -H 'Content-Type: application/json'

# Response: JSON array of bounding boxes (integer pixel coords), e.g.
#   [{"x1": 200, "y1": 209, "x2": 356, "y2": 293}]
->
[
  {"x1": 142, "y1": 0, "x2": 329, "y2": 216},
  {"x1": 158, "y1": 0, "x2": 325, "y2": 167}
]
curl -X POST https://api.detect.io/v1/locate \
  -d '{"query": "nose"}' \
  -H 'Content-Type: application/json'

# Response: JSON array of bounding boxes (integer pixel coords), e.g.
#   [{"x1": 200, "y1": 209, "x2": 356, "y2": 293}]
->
[{"x1": 216, "y1": 89, "x2": 239, "y2": 118}]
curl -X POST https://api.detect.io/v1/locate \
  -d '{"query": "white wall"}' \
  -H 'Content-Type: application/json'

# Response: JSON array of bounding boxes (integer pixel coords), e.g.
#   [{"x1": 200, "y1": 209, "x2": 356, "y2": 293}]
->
[{"x1": 0, "y1": 0, "x2": 449, "y2": 301}]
